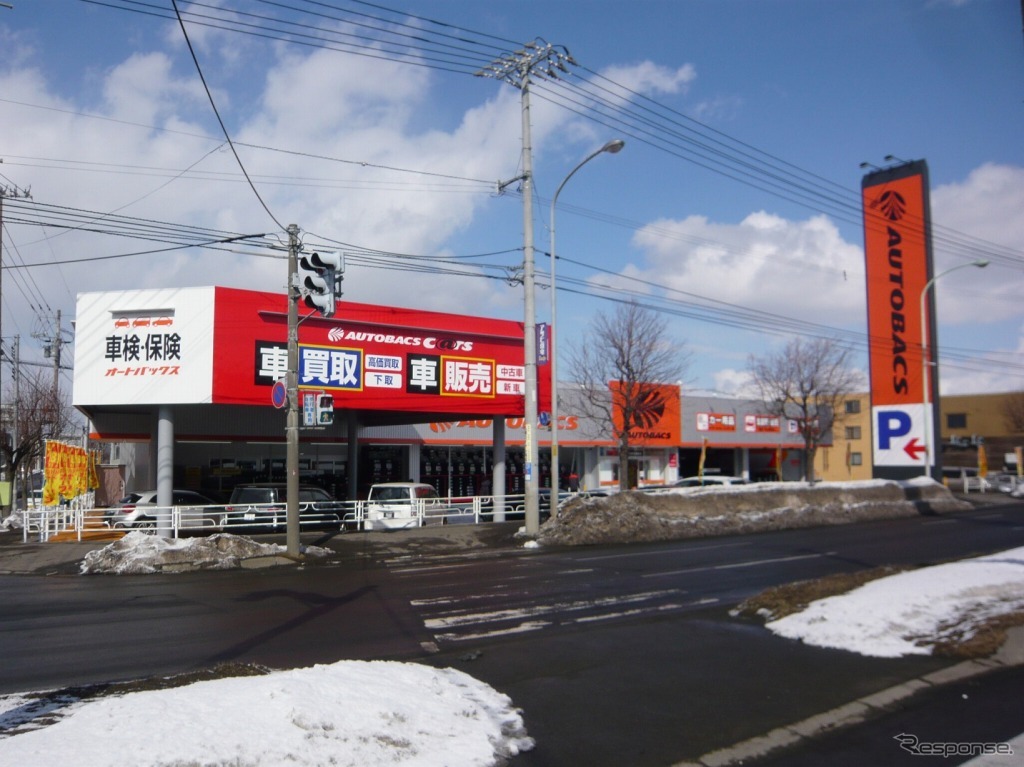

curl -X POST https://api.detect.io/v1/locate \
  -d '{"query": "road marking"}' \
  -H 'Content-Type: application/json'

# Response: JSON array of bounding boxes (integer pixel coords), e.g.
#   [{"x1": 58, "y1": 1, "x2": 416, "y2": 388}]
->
[
  {"x1": 643, "y1": 551, "x2": 836, "y2": 578},
  {"x1": 423, "y1": 589, "x2": 685, "y2": 629},
  {"x1": 434, "y1": 621, "x2": 551, "y2": 643},
  {"x1": 570, "y1": 597, "x2": 719, "y2": 625},
  {"x1": 576, "y1": 540, "x2": 752, "y2": 562}
]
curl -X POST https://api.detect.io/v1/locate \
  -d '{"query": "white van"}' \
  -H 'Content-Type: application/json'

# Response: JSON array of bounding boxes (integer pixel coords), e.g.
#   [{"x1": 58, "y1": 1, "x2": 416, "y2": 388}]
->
[{"x1": 364, "y1": 482, "x2": 443, "y2": 530}]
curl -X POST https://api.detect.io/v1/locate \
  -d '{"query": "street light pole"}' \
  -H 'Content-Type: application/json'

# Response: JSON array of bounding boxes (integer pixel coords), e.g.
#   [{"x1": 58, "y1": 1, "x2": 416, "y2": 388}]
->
[
  {"x1": 919, "y1": 259, "x2": 988, "y2": 478},
  {"x1": 548, "y1": 139, "x2": 624, "y2": 521}
]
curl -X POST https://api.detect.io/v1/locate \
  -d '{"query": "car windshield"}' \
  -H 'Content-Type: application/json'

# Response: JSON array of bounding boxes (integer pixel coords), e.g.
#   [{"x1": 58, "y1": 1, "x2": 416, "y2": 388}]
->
[
  {"x1": 371, "y1": 486, "x2": 412, "y2": 503},
  {"x1": 231, "y1": 488, "x2": 275, "y2": 504}
]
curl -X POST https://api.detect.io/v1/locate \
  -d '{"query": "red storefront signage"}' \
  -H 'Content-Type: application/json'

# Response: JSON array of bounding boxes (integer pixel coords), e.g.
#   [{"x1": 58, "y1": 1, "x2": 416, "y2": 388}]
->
[{"x1": 212, "y1": 288, "x2": 542, "y2": 417}]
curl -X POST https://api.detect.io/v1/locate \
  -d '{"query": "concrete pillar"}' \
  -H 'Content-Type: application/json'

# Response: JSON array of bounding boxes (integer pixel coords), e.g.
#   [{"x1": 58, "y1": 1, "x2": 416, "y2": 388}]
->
[
  {"x1": 492, "y1": 418, "x2": 506, "y2": 521},
  {"x1": 156, "y1": 405, "x2": 174, "y2": 537},
  {"x1": 346, "y1": 411, "x2": 360, "y2": 500}
]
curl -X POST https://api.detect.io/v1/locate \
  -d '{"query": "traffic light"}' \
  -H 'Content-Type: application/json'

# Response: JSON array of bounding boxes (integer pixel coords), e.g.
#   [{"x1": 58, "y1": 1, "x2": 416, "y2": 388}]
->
[
  {"x1": 297, "y1": 251, "x2": 344, "y2": 317},
  {"x1": 315, "y1": 393, "x2": 334, "y2": 425}
]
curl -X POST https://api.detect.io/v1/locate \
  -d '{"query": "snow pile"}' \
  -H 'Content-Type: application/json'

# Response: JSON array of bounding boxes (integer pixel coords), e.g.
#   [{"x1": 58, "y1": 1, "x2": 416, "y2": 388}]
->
[
  {"x1": 0, "y1": 660, "x2": 534, "y2": 767},
  {"x1": 0, "y1": 511, "x2": 24, "y2": 532},
  {"x1": 537, "y1": 479, "x2": 970, "y2": 547},
  {"x1": 80, "y1": 531, "x2": 331, "y2": 574},
  {"x1": 766, "y1": 546, "x2": 1024, "y2": 657}
]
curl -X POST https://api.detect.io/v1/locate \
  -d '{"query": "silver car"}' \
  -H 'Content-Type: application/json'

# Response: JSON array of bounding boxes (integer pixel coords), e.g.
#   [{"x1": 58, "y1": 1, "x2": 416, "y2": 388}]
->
[
  {"x1": 671, "y1": 475, "x2": 750, "y2": 488},
  {"x1": 105, "y1": 490, "x2": 223, "y2": 532}
]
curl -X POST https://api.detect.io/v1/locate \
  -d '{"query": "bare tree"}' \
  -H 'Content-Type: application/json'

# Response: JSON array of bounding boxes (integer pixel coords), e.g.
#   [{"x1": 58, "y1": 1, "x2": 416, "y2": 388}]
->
[
  {"x1": 566, "y1": 302, "x2": 689, "y2": 491},
  {"x1": 747, "y1": 337, "x2": 861, "y2": 482},
  {"x1": 1, "y1": 369, "x2": 79, "y2": 513},
  {"x1": 1001, "y1": 391, "x2": 1024, "y2": 434}
]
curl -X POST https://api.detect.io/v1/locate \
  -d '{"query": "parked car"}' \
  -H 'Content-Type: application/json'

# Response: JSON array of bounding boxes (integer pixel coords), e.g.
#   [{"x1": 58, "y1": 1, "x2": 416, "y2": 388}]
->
[
  {"x1": 671, "y1": 475, "x2": 750, "y2": 488},
  {"x1": 364, "y1": 482, "x2": 443, "y2": 530},
  {"x1": 105, "y1": 490, "x2": 223, "y2": 532},
  {"x1": 224, "y1": 483, "x2": 343, "y2": 531},
  {"x1": 991, "y1": 473, "x2": 1022, "y2": 494}
]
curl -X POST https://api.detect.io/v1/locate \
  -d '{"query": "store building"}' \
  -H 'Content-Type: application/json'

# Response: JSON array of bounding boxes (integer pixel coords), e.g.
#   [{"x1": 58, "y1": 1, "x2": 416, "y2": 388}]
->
[{"x1": 74, "y1": 287, "x2": 819, "y2": 504}]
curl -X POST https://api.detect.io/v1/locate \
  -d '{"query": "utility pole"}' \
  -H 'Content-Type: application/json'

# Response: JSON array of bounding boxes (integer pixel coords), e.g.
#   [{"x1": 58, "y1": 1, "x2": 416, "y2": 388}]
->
[
  {"x1": 9, "y1": 336, "x2": 18, "y2": 514},
  {"x1": 477, "y1": 39, "x2": 576, "y2": 536},
  {"x1": 1, "y1": 178, "x2": 32, "y2": 509},
  {"x1": 286, "y1": 223, "x2": 301, "y2": 559},
  {"x1": 52, "y1": 310, "x2": 62, "y2": 391}
]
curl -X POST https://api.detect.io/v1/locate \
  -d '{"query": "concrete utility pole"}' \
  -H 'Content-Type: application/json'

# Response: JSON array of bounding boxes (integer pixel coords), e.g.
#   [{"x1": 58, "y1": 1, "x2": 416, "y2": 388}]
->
[
  {"x1": 52, "y1": 310, "x2": 62, "y2": 391},
  {"x1": 286, "y1": 223, "x2": 301, "y2": 558},
  {"x1": 477, "y1": 39, "x2": 576, "y2": 536},
  {"x1": 1, "y1": 180, "x2": 32, "y2": 506}
]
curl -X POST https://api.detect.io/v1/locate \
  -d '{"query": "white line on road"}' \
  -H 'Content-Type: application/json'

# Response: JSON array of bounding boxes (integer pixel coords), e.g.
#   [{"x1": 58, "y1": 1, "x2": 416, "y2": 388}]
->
[
  {"x1": 576, "y1": 540, "x2": 753, "y2": 563},
  {"x1": 643, "y1": 551, "x2": 836, "y2": 578}
]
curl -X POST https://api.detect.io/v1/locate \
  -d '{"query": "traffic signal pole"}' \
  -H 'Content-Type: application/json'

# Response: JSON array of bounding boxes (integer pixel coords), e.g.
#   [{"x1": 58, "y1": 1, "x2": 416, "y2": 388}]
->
[{"x1": 286, "y1": 223, "x2": 301, "y2": 559}]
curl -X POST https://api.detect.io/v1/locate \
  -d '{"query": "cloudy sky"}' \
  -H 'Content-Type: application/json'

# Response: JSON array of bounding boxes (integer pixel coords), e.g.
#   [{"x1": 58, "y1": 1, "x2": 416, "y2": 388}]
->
[{"x1": 1, "y1": 0, "x2": 1022, "y2": 397}]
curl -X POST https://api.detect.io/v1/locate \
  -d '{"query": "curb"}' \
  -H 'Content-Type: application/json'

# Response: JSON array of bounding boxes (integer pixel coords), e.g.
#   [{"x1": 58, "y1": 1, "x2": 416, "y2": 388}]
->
[{"x1": 676, "y1": 626, "x2": 1024, "y2": 767}]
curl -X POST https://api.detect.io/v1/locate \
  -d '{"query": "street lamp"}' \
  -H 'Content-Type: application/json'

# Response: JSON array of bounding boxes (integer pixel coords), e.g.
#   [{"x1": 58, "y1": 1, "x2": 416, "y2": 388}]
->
[
  {"x1": 919, "y1": 259, "x2": 988, "y2": 478},
  {"x1": 548, "y1": 139, "x2": 625, "y2": 520}
]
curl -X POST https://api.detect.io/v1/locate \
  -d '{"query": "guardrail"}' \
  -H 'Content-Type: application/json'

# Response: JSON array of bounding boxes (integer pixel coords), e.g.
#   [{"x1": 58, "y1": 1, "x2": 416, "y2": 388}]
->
[{"x1": 18, "y1": 490, "x2": 610, "y2": 542}]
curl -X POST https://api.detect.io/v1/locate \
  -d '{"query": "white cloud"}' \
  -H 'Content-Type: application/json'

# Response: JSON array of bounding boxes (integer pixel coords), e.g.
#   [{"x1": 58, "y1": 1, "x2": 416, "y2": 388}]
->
[
  {"x1": 0, "y1": 26, "x2": 541, "y2": 328},
  {"x1": 600, "y1": 61, "x2": 697, "y2": 97},
  {"x1": 631, "y1": 211, "x2": 866, "y2": 326},
  {"x1": 930, "y1": 163, "x2": 1024, "y2": 324},
  {"x1": 710, "y1": 368, "x2": 758, "y2": 398},
  {"x1": 938, "y1": 320, "x2": 1024, "y2": 396}
]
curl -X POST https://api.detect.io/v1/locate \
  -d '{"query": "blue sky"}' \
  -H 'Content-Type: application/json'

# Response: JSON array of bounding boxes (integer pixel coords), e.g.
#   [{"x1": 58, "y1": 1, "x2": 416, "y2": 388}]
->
[{"x1": 1, "y1": 0, "x2": 1022, "y2": 397}]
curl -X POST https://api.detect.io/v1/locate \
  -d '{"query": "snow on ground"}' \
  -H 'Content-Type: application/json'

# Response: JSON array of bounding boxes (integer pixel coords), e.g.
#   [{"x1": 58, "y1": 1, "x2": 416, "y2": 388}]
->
[
  {"x1": 765, "y1": 546, "x2": 1024, "y2": 658},
  {"x1": 3, "y1": 515, "x2": 1024, "y2": 764},
  {"x1": 0, "y1": 533, "x2": 534, "y2": 767},
  {"x1": 0, "y1": 660, "x2": 533, "y2": 767},
  {"x1": 78, "y1": 530, "x2": 331, "y2": 574}
]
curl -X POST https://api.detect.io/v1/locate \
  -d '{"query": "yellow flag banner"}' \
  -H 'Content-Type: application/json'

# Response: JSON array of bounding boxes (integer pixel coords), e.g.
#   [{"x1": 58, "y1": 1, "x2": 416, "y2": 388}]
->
[{"x1": 42, "y1": 441, "x2": 92, "y2": 506}]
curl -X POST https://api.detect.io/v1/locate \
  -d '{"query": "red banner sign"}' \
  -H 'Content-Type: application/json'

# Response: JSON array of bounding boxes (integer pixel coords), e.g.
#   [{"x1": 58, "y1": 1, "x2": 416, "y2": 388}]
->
[{"x1": 211, "y1": 288, "x2": 540, "y2": 417}]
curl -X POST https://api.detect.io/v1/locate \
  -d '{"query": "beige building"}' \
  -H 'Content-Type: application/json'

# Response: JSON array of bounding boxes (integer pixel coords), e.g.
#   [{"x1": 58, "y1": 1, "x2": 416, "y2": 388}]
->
[
  {"x1": 815, "y1": 393, "x2": 873, "y2": 482},
  {"x1": 817, "y1": 391, "x2": 1024, "y2": 482}
]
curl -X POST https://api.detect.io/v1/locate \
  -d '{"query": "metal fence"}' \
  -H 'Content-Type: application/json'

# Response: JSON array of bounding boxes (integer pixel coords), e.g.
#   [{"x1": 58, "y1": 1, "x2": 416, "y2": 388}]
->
[{"x1": 19, "y1": 492, "x2": 589, "y2": 542}]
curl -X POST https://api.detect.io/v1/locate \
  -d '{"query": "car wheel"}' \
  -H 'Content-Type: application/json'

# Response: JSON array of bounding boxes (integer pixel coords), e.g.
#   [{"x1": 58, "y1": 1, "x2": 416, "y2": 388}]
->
[{"x1": 137, "y1": 519, "x2": 156, "y2": 533}]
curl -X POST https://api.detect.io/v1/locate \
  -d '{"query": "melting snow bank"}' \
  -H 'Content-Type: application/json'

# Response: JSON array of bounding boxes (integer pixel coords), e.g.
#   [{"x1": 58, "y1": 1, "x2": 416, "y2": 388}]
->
[
  {"x1": 536, "y1": 478, "x2": 970, "y2": 547},
  {"x1": 764, "y1": 546, "x2": 1024, "y2": 658},
  {"x1": 80, "y1": 531, "x2": 332, "y2": 574},
  {"x1": 0, "y1": 660, "x2": 534, "y2": 767}
]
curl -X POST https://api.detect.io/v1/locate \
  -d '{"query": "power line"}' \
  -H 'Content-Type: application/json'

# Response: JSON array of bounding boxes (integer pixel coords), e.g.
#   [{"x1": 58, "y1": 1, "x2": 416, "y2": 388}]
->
[{"x1": 170, "y1": 0, "x2": 287, "y2": 233}]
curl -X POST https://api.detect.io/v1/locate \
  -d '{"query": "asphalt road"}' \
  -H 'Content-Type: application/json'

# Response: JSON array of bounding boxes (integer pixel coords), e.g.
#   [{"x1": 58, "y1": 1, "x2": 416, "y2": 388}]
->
[{"x1": 1, "y1": 497, "x2": 1023, "y2": 766}]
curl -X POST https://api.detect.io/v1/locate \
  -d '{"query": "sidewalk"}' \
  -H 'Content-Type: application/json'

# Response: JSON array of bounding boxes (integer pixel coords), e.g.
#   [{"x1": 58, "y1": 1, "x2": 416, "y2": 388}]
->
[
  {"x1": 0, "y1": 520, "x2": 526, "y2": 576},
  {"x1": 0, "y1": 491, "x2": 1010, "y2": 575}
]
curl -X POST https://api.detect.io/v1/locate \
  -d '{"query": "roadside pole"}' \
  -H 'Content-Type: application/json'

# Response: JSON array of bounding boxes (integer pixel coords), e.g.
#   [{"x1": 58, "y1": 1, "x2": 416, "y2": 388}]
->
[{"x1": 286, "y1": 223, "x2": 301, "y2": 558}]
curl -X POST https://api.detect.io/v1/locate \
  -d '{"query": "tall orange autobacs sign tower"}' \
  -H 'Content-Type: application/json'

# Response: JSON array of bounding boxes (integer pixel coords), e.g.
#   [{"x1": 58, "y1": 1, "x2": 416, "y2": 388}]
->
[{"x1": 861, "y1": 160, "x2": 937, "y2": 480}]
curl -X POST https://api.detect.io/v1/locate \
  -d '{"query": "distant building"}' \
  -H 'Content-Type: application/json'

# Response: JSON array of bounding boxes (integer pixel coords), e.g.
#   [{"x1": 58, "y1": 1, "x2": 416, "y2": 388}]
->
[{"x1": 816, "y1": 391, "x2": 1023, "y2": 482}]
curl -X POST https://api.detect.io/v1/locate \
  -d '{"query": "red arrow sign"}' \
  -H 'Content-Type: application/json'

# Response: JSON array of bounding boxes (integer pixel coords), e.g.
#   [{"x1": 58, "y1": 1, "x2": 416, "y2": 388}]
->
[{"x1": 904, "y1": 437, "x2": 926, "y2": 461}]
